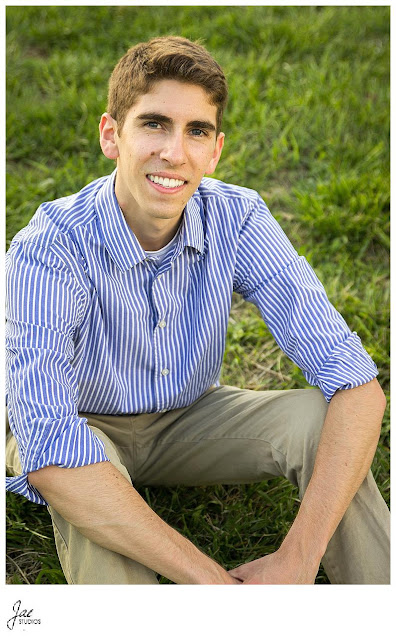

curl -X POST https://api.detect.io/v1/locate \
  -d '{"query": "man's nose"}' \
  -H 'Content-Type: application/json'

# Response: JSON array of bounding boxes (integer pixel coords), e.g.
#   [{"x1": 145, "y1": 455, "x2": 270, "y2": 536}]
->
[{"x1": 159, "y1": 132, "x2": 187, "y2": 166}]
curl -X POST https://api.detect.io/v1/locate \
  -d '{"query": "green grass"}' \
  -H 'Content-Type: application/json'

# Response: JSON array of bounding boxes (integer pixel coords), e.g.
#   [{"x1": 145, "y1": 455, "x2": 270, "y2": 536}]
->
[{"x1": 6, "y1": 5, "x2": 389, "y2": 585}]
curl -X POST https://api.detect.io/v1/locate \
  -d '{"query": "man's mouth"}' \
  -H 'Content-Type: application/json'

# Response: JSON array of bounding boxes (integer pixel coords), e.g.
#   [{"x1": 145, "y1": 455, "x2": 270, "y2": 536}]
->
[{"x1": 147, "y1": 174, "x2": 187, "y2": 190}]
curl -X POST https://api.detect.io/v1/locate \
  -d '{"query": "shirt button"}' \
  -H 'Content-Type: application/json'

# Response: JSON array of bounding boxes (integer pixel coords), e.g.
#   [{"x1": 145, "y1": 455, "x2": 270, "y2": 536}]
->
[
  {"x1": 158, "y1": 320, "x2": 167, "y2": 328},
  {"x1": 161, "y1": 368, "x2": 170, "y2": 376}
]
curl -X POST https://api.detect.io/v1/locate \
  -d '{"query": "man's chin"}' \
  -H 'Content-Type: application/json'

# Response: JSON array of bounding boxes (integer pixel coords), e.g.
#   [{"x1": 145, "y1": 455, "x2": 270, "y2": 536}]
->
[{"x1": 151, "y1": 210, "x2": 185, "y2": 222}]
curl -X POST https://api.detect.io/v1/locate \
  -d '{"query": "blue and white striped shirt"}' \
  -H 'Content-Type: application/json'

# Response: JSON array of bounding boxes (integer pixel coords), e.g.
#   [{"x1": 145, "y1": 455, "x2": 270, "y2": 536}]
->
[{"x1": 6, "y1": 170, "x2": 378, "y2": 504}]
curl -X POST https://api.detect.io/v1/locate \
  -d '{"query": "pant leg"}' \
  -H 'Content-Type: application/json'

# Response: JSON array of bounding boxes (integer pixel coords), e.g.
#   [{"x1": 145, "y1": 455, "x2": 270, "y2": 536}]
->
[
  {"x1": 7, "y1": 386, "x2": 390, "y2": 584},
  {"x1": 131, "y1": 385, "x2": 390, "y2": 584},
  {"x1": 6, "y1": 420, "x2": 158, "y2": 585}
]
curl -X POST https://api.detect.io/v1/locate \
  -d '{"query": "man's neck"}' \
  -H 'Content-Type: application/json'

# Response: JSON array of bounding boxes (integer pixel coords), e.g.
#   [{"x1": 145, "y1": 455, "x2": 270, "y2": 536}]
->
[
  {"x1": 121, "y1": 208, "x2": 182, "y2": 251},
  {"x1": 133, "y1": 220, "x2": 182, "y2": 251}
]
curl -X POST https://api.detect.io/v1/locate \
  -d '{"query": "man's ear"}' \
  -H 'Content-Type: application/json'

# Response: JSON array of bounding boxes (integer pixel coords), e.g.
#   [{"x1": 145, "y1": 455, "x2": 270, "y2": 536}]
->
[
  {"x1": 205, "y1": 132, "x2": 225, "y2": 175},
  {"x1": 99, "y1": 113, "x2": 119, "y2": 160}
]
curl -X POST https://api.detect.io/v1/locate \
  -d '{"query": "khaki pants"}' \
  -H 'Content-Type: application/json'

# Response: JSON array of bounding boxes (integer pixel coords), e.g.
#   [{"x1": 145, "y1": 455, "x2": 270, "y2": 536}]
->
[{"x1": 6, "y1": 385, "x2": 390, "y2": 584}]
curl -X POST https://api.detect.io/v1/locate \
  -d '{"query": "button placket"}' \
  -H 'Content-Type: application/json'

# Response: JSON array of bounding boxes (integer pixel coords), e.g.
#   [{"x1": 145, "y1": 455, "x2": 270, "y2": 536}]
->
[{"x1": 151, "y1": 269, "x2": 170, "y2": 410}]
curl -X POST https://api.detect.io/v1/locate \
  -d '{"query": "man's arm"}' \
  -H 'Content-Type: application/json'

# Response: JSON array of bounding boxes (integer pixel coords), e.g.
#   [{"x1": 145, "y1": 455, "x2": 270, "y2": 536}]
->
[
  {"x1": 228, "y1": 378, "x2": 386, "y2": 584},
  {"x1": 28, "y1": 462, "x2": 238, "y2": 585},
  {"x1": 7, "y1": 238, "x2": 236, "y2": 585}
]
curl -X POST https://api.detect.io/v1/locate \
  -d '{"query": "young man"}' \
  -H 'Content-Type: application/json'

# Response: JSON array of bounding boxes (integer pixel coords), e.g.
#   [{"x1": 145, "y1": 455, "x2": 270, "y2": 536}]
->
[{"x1": 6, "y1": 36, "x2": 390, "y2": 585}]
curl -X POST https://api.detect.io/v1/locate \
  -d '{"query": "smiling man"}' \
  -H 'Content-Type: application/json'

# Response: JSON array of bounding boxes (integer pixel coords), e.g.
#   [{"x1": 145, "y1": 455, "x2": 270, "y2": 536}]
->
[
  {"x1": 101, "y1": 79, "x2": 224, "y2": 251},
  {"x1": 6, "y1": 36, "x2": 390, "y2": 585}
]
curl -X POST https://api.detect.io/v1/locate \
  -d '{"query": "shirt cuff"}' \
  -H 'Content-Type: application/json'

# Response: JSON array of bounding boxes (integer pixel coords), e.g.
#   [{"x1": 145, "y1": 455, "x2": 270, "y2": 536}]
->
[
  {"x1": 6, "y1": 474, "x2": 48, "y2": 505},
  {"x1": 7, "y1": 419, "x2": 110, "y2": 505},
  {"x1": 304, "y1": 332, "x2": 379, "y2": 402}
]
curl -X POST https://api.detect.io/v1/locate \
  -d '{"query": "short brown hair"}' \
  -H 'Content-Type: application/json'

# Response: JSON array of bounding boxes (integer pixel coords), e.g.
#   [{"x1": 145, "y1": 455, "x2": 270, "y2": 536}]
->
[{"x1": 107, "y1": 36, "x2": 228, "y2": 135}]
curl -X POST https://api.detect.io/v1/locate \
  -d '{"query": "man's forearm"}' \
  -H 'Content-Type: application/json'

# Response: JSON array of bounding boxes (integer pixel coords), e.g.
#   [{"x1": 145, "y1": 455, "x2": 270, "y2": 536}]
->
[
  {"x1": 28, "y1": 461, "x2": 236, "y2": 584},
  {"x1": 280, "y1": 378, "x2": 386, "y2": 567}
]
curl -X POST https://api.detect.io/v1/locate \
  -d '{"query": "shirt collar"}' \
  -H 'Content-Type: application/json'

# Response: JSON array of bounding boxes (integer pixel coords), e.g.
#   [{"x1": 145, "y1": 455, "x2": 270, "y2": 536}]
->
[
  {"x1": 182, "y1": 194, "x2": 205, "y2": 256},
  {"x1": 95, "y1": 170, "x2": 205, "y2": 272}
]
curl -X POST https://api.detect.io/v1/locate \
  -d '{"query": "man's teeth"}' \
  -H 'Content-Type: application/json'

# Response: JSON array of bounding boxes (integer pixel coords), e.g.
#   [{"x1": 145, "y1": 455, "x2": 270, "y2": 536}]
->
[{"x1": 148, "y1": 175, "x2": 185, "y2": 188}]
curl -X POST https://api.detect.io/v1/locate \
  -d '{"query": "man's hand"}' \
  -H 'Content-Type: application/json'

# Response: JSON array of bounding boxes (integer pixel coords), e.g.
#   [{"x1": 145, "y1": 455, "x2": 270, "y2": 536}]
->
[{"x1": 228, "y1": 549, "x2": 320, "y2": 585}]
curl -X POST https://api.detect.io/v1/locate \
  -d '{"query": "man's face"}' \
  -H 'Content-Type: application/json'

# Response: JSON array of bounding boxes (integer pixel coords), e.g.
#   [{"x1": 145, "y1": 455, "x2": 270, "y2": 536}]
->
[{"x1": 102, "y1": 79, "x2": 224, "y2": 227}]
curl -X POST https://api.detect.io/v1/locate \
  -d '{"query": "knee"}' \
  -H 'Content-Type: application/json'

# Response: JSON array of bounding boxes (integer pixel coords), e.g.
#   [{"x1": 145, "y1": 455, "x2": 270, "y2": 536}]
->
[
  {"x1": 292, "y1": 389, "x2": 328, "y2": 451},
  {"x1": 302, "y1": 388, "x2": 328, "y2": 435},
  {"x1": 283, "y1": 389, "x2": 328, "y2": 488},
  {"x1": 88, "y1": 425, "x2": 132, "y2": 484}
]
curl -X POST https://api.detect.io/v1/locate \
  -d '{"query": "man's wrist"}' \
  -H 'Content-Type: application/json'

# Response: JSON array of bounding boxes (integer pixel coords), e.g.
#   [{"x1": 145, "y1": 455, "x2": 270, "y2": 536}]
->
[
  {"x1": 279, "y1": 521, "x2": 326, "y2": 569},
  {"x1": 191, "y1": 557, "x2": 237, "y2": 584}
]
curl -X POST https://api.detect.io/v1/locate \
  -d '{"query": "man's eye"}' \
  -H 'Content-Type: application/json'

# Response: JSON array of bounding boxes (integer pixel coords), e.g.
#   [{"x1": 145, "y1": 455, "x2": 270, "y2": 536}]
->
[
  {"x1": 191, "y1": 129, "x2": 207, "y2": 137},
  {"x1": 145, "y1": 122, "x2": 161, "y2": 129}
]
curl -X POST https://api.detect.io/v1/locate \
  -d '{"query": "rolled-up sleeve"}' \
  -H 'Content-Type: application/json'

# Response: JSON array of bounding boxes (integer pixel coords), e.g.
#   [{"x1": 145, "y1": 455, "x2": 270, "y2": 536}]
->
[
  {"x1": 233, "y1": 195, "x2": 378, "y2": 402},
  {"x1": 6, "y1": 238, "x2": 110, "y2": 505}
]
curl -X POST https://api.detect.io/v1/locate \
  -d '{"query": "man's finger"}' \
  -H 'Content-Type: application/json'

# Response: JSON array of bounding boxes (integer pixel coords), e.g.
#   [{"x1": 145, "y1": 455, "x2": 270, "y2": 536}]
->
[{"x1": 228, "y1": 569, "x2": 244, "y2": 580}]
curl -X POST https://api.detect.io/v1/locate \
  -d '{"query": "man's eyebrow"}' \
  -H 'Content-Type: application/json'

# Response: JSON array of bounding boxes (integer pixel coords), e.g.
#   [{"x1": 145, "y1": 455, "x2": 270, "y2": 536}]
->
[
  {"x1": 136, "y1": 112, "x2": 173, "y2": 125},
  {"x1": 136, "y1": 112, "x2": 216, "y2": 132},
  {"x1": 188, "y1": 120, "x2": 216, "y2": 132}
]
